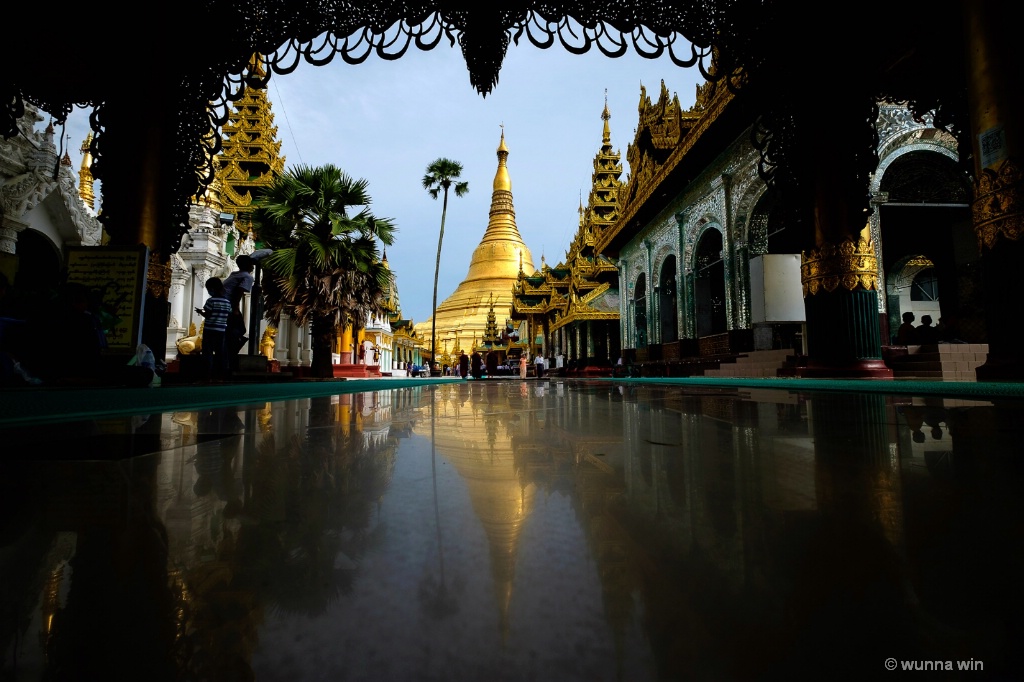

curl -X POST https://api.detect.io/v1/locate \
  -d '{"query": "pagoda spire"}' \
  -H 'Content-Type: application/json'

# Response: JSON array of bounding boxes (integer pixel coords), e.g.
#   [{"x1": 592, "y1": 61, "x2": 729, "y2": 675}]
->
[
  {"x1": 466, "y1": 127, "x2": 533, "y2": 279},
  {"x1": 78, "y1": 132, "x2": 95, "y2": 211},
  {"x1": 216, "y1": 53, "x2": 286, "y2": 239},
  {"x1": 413, "y1": 128, "x2": 534, "y2": 349},
  {"x1": 602, "y1": 89, "x2": 611, "y2": 146},
  {"x1": 588, "y1": 98, "x2": 624, "y2": 233}
]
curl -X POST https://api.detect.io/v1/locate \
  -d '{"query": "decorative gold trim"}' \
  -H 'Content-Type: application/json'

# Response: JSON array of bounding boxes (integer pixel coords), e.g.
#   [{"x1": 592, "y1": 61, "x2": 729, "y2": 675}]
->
[
  {"x1": 800, "y1": 228, "x2": 879, "y2": 296},
  {"x1": 146, "y1": 251, "x2": 172, "y2": 299},
  {"x1": 973, "y1": 156, "x2": 1024, "y2": 249}
]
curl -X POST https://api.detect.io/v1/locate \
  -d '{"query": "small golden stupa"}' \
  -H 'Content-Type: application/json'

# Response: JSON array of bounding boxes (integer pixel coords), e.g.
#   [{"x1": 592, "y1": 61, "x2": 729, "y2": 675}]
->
[{"x1": 415, "y1": 130, "x2": 535, "y2": 354}]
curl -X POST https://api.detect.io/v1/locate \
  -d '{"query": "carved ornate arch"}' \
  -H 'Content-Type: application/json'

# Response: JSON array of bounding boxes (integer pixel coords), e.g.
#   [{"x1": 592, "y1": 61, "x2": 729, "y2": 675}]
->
[{"x1": 4, "y1": 2, "x2": 971, "y2": 254}]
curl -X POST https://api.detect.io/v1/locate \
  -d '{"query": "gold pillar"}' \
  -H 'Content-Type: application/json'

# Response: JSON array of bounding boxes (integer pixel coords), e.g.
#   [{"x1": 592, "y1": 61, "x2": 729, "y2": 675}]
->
[{"x1": 340, "y1": 324, "x2": 354, "y2": 365}]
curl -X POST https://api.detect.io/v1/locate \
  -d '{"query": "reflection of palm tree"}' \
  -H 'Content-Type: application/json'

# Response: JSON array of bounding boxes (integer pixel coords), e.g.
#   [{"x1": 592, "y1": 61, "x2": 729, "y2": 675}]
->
[{"x1": 419, "y1": 387, "x2": 459, "y2": 620}]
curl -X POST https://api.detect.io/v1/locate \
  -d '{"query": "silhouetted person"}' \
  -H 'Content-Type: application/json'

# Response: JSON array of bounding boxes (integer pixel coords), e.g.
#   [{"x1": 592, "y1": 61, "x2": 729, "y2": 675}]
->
[
  {"x1": 486, "y1": 351, "x2": 498, "y2": 377},
  {"x1": 895, "y1": 311, "x2": 917, "y2": 345},
  {"x1": 458, "y1": 351, "x2": 469, "y2": 379},
  {"x1": 916, "y1": 314, "x2": 940, "y2": 344},
  {"x1": 195, "y1": 277, "x2": 232, "y2": 381},
  {"x1": 223, "y1": 254, "x2": 254, "y2": 356},
  {"x1": 471, "y1": 350, "x2": 483, "y2": 379},
  {"x1": 25, "y1": 282, "x2": 153, "y2": 386}
]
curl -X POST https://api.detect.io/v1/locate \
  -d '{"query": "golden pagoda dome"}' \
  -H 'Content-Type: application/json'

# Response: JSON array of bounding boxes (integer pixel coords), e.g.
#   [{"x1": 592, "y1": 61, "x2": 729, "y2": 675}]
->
[{"x1": 414, "y1": 129, "x2": 535, "y2": 354}]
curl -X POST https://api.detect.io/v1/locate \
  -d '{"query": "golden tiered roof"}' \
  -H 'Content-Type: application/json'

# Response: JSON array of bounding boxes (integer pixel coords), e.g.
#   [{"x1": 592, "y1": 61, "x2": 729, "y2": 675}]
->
[
  {"x1": 413, "y1": 130, "x2": 535, "y2": 355},
  {"x1": 511, "y1": 99, "x2": 623, "y2": 332},
  {"x1": 216, "y1": 55, "x2": 286, "y2": 236},
  {"x1": 598, "y1": 76, "x2": 729, "y2": 254}
]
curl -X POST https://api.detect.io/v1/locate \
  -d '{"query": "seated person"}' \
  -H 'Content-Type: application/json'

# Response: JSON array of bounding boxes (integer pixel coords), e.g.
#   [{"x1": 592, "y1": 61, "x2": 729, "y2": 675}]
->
[
  {"x1": 895, "y1": 311, "x2": 917, "y2": 345},
  {"x1": 916, "y1": 315, "x2": 940, "y2": 344}
]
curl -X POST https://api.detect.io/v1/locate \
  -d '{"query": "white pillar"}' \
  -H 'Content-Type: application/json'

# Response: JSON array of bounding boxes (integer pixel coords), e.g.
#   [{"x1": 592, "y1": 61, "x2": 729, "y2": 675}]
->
[
  {"x1": 286, "y1": 318, "x2": 301, "y2": 367},
  {"x1": 299, "y1": 323, "x2": 312, "y2": 366}
]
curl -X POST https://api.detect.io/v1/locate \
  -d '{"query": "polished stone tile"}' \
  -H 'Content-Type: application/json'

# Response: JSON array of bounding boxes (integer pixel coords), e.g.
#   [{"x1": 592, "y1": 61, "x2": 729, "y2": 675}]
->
[{"x1": 1, "y1": 380, "x2": 1021, "y2": 680}]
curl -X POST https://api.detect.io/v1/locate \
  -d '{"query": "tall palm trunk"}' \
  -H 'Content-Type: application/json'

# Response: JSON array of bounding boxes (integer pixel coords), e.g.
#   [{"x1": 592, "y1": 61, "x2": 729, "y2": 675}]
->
[
  {"x1": 430, "y1": 188, "x2": 449, "y2": 371},
  {"x1": 310, "y1": 314, "x2": 337, "y2": 378}
]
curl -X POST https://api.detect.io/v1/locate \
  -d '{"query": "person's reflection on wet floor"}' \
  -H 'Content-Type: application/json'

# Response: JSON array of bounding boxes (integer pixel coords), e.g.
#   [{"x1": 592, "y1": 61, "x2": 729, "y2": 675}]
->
[{"x1": 192, "y1": 407, "x2": 246, "y2": 522}]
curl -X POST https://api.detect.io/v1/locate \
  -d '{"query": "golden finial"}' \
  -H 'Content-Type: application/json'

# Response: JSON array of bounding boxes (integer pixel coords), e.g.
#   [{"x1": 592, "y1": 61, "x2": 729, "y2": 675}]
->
[
  {"x1": 497, "y1": 122, "x2": 508, "y2": 153},
  {"x1": 78, "y1": 132, "x2": 95, "y2": 210},
  {"x1": 493, "y1": 125, "x2": 511, "y2": 191},
  {"x1": 601, "y1": 91, "x2": 612, "y2": 146}
]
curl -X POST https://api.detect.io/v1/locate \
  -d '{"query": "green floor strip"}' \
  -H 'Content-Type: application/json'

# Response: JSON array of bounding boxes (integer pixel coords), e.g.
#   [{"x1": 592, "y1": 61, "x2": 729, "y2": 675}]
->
[{"x1": 2, "y1": 376, "x2": 1022, "y2": 429}]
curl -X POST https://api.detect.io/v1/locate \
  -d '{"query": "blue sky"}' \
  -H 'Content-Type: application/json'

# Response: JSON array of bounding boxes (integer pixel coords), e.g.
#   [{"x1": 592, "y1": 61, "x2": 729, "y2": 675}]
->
[{"x1": 61, "y1": 40, "x2": 703, "y2": 323}]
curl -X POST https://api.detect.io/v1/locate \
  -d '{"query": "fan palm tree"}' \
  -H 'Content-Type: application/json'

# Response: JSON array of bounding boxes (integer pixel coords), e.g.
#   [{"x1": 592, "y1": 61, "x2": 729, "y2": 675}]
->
[
  {"x1": 422, "y1": 158, "x2": 469, "y2": 371},
  {"x1": 252, "y1": 164, "x2": 395, "y2": 378}
]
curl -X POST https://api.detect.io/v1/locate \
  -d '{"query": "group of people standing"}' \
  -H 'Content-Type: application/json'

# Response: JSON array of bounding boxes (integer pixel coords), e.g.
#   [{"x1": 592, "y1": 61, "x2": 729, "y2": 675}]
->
[{"x1": 447, "y1": 349, "x2": 548, "y2": 380}]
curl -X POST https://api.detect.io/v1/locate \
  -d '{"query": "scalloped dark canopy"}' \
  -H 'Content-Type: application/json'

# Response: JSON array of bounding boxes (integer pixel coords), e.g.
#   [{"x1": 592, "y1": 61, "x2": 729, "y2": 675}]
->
[{"x1": 2, "y1": 1, "x2": 972, "y2": 255}]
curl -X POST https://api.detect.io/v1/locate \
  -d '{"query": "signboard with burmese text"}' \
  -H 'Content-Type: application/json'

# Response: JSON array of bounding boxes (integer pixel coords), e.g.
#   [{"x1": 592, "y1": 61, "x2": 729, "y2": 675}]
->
[{"x1": 65, "y1": 245, "x2": 149, "y2": 352}]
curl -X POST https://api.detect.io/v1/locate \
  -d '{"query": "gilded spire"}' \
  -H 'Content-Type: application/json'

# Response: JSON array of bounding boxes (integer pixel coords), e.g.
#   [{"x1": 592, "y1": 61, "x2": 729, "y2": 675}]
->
[
  {"x1": 413, "y1": 127, "x2": 535, "y2": 350},
  {"x1": 216, "y1": 53, "x2": 286, "y2": 237},
  {"x1": 493, "y1": 125, "x2": 511, "y2": 192},
  {"x1": 602, "y1": 89, "x2": 611, "y2": 146},
  {"x1": 78, "y1": 132, "x2": 95, "y2": 211}
]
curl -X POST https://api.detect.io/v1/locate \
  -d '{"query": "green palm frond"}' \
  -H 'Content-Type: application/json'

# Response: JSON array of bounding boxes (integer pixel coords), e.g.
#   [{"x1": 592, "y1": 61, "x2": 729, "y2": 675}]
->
[{"x1": 251, "y1": 164, "x2": 397, "y2": 332}]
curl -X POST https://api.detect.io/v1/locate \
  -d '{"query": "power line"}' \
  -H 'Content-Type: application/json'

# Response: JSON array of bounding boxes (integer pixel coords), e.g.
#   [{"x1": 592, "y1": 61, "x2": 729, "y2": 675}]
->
[{"x1": 272, "y1": 77, "x2": 304, "y2": 166}]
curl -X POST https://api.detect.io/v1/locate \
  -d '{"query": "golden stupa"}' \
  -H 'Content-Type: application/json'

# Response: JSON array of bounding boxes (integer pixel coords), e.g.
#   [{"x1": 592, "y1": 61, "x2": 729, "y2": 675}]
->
[{"x1": 415, "y1": 130, "x2": 535, "y2": 355}]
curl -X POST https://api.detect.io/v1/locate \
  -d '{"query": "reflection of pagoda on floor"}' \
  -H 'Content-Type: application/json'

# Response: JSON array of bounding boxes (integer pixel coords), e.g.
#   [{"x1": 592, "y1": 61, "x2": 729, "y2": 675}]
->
[{"x1": 414, "y1": 391, "x2": 535, "y2": 640}]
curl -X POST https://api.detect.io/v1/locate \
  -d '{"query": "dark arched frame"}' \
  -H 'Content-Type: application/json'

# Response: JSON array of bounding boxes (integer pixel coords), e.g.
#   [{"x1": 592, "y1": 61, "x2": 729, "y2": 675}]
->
[
  {"x1": 659, "y1": 255, "x2": 678, "y2": 343},
  {"x1": 3, "y1": 2, "x2": 973, "y2": 256},
  {"x1": 693, "y1": 228, "x2": 727, "y2": 338},
  {"x1": 634, "y1": 273, "x2": 647, "y2": 349}
]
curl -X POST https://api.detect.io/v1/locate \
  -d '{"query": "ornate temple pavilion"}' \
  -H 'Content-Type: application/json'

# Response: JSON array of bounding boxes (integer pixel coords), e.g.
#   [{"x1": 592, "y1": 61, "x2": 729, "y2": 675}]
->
[
  {"x1": 510, "y1": 98, "x2": 624, "y2": 371},
  {"x1": 414, "y1": 131, "x2": 536, "y2": 359}
]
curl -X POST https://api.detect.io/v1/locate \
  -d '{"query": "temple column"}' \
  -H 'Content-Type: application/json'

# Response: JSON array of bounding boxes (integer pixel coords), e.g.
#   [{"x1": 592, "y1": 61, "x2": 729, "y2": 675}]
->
[
  {"x1": 339, "y1": 324, "x2": 354, "y2": 365},
  {"x1": 165, "y1": 258, "x2": 189, "y2": 362},
  {"x1": 95, "y1": 90, "x2": 176, "y2": 359},
  {"x1": 285, "y1": 318, "x2": 300, "y2": 367},
  {"x1": 586, "y1": 320, "x2": 595, "y2": 364},
  {"x1": 299, "y1": 323, "x2": 313, "y2": 367},
  {"x1": 0, "y1": 217, "x2": 26, "y2": 256},
  {"x1": 273, "y1": 317, "x2": 290, "y2": 366},
  {"x1": 965, "y1": 2, "x2": 1024, "y2": 380},
  {"x1": 792, "y1": 94, "x2": 892, "y2": 378}
]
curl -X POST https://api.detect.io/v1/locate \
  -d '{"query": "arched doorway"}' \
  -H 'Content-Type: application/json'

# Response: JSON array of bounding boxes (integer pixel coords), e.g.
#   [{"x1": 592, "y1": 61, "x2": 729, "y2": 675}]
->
[
  {"x1": 12, "y1": 229, "x2": 62, "y2": 303},
  {"x1": 634, "y1": 273, "x2": 647, "y2": 350},
  {"x1": 747, "y1": 191, "x2": 806, "y2": 350},
  {"x1": 693, "y1": 229, "x2": 727, "y2": 338},
  {"x1": 659, "y1": 255, "x2": 678, "y2": 344},
  {"x1": 877, "y1": 149, "x2": 976, "y2": 341},
  {"x1": 886, "y1": 255, "x2": 941, "y2": 343}
]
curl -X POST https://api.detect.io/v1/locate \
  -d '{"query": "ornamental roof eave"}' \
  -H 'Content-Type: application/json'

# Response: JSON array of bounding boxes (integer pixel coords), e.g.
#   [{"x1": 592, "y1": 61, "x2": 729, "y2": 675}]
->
[
  {"x1": 550, "y1": 309, "x2": 620, "y2": 332},
  {"x1": 596, "y1": 83, "x2": 743, "y2": 257}
]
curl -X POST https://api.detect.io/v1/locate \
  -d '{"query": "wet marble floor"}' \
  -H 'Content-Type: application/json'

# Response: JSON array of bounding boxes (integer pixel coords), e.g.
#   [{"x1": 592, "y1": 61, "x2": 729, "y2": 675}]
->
[{"x1": 1, "y1": 379, "x2": 1022, "y2": 681}]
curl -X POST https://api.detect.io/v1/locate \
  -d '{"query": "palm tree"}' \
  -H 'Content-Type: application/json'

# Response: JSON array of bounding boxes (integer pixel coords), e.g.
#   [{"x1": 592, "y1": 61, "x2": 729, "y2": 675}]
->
[
  {"x1": 252, "y1": 164, "x2": 395, "y2": 378},
  {"x1": 422, "y1": 158, "x2": 469, "y2": 372}
]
